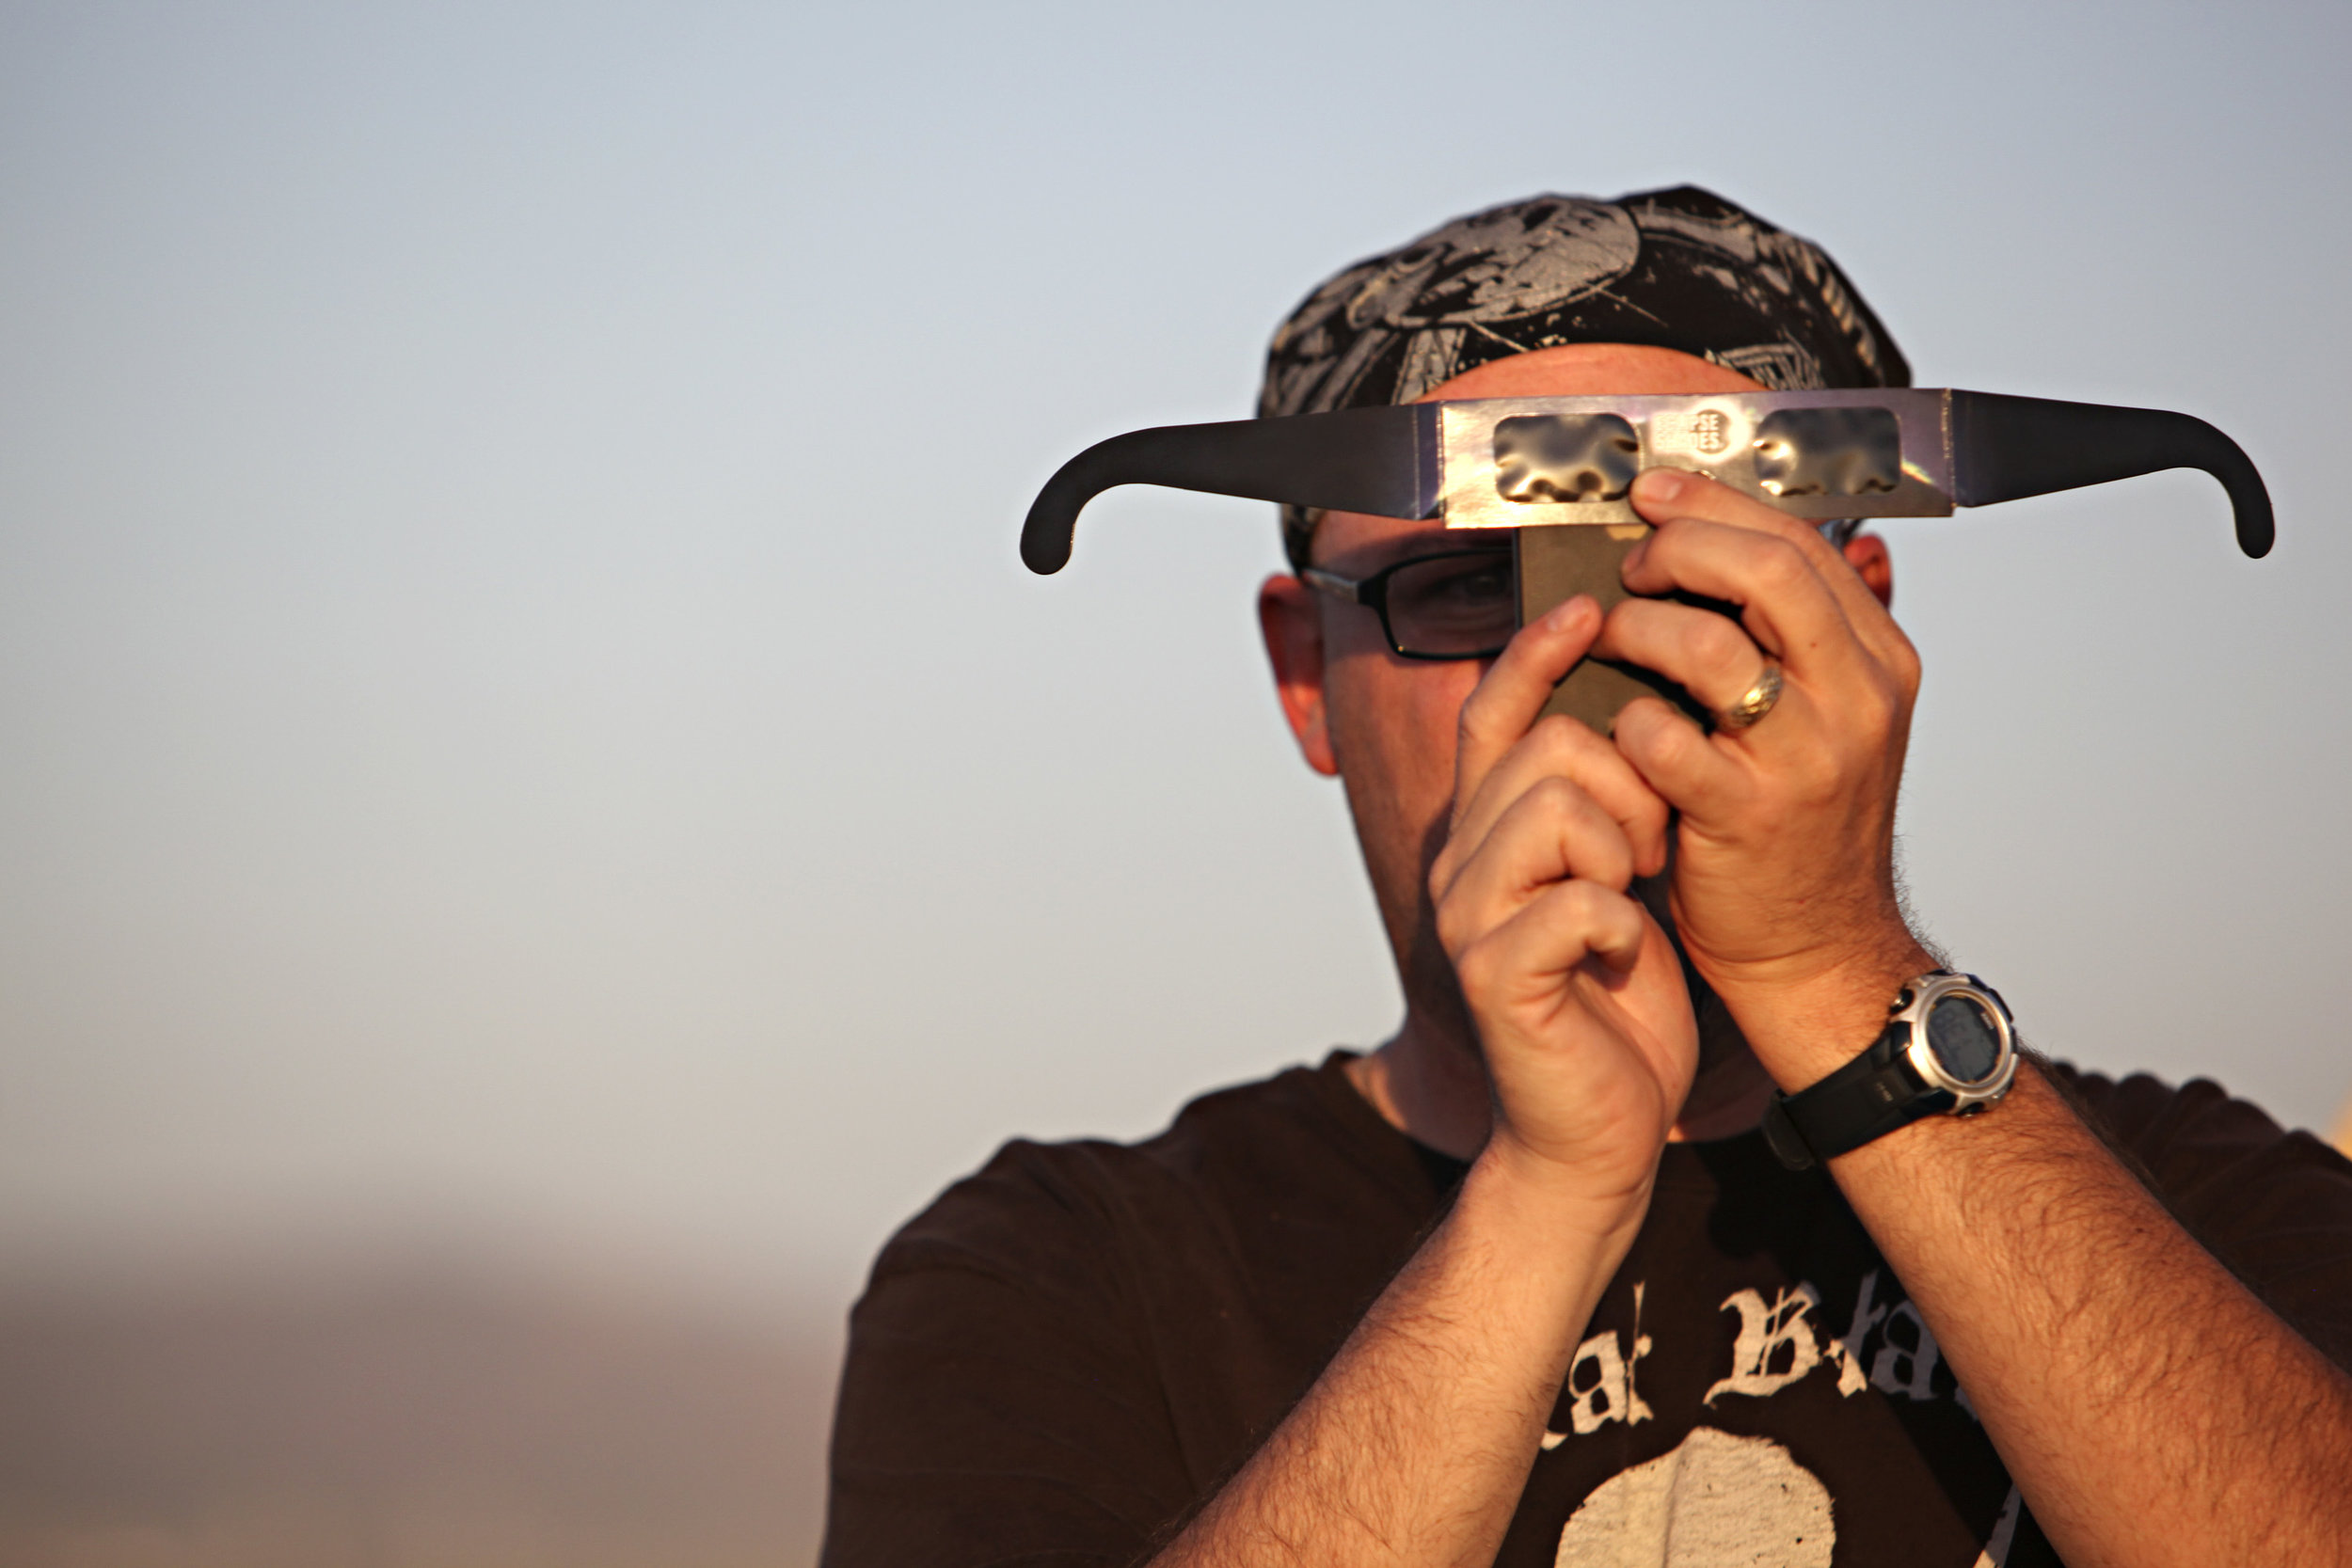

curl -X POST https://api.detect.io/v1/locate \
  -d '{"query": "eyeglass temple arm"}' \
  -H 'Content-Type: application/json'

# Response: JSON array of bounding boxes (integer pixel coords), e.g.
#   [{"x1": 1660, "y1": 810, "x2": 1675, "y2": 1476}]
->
[
  {"x1": 1020, "y1": 404, "x2": 1440, "y2": 575},
  {"x1": 1950, "y1": 391, "x2": 2273, "y2": 559}
]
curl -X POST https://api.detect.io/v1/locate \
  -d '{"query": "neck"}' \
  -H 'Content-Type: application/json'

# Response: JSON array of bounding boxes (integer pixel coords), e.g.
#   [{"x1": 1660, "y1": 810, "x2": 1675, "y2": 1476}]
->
[
  {"x1": 1342, "y1": 1007, "x2": 1492, "y2": 1160},
  {"x1": 1343, "y1": 1003, "x2": 1776, "y2": 1160}
]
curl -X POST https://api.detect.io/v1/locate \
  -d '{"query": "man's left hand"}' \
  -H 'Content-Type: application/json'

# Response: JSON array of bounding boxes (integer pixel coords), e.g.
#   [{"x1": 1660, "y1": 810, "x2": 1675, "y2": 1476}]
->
[{"x1": 1595, "y1": 467, "x2": 1934, "y2": 1089}]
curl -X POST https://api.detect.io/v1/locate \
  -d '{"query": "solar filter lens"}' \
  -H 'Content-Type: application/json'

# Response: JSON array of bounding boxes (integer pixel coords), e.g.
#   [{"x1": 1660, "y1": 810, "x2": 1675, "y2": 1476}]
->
[
  {"x1": 1493, "y1": 414, "x2": 1641, "y2": 504},
  {"x1": 1752, "y1": 407, "x2": 1902, "y2": 499}
]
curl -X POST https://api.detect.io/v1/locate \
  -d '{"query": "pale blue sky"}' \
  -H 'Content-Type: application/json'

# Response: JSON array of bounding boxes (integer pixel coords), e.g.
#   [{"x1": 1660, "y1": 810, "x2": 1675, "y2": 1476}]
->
[{"x1": 4, "y1": 0, "x2": 2348, "y2": 1313}]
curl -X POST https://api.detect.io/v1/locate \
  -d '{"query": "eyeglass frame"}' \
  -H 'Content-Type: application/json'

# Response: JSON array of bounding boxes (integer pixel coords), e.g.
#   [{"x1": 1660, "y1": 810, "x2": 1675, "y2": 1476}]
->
[
  {"x1": 1298, "y1": 518, "x2": 1863, "y2": 664},
  {"x1": 1299, "y1": 546, "x2": 1518, "y2": 661}
]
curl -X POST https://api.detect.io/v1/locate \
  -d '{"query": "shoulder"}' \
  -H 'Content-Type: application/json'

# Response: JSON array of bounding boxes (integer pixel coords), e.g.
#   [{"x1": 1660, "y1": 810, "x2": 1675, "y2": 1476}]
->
[
  {"x1": 2053, "y1": 1061, "x2": 2352, "y2": 1364},
  {"x1": 868, "y1": 1053, "x2": 1420, "y2": 1288},
  {"x1": 826, "y1": 1067, "x2": 1375, "y2": 1568},
  {"x1": 2051, "y1": 1061, "x2": 2352, "y2": 1203}
]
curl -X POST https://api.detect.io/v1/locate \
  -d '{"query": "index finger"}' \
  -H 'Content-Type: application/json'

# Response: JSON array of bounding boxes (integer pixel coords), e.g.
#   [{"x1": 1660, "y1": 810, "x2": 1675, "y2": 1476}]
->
[
  {"x1": 1452, "y1": 592, "x2": 1604, "y2": 828},
  {"x1": 1625, "y1": 468, "x2": 1905, "y2": 664}
]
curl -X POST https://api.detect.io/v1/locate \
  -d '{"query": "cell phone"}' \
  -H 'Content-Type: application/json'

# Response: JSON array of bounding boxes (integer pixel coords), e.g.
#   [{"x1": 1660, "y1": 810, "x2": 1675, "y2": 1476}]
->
[{"x1": 1514, "y1": 523, "x2": 1714, "y2": 734}]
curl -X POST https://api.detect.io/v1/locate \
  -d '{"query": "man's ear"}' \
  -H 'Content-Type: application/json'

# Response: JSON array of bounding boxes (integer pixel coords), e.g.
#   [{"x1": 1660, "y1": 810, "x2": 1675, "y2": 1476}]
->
[
  {"x1": 1259, "y1": 575, "x2": 1338, "y2": 777},
  {"x1": 1843, "y1": 532, "x2": 1894, "y2": 608}
]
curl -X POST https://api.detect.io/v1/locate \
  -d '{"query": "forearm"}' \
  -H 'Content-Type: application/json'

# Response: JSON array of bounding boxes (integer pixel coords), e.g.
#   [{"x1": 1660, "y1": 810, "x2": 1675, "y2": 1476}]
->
[
  {"x1": 1830, "y1": 1060, "x2": 2352, "y2": 1566},
  {"x1": 1152, "y1": 1148, "x2": 1642, "y2": 1568},
  {"x1": 1594, "y1": 466, "x2": 2352, "y2": 1558}
]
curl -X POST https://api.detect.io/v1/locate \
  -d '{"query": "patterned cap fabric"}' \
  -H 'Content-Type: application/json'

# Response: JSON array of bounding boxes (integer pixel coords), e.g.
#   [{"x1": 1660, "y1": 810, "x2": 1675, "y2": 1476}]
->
[{"x1": 1261, "y1": 186, "x2": 1910, "y2": 568}]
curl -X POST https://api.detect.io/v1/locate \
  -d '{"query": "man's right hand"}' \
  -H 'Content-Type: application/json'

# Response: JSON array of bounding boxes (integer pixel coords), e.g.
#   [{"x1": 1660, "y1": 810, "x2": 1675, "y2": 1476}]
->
[
  {"x1": 1428, "y1": 592, "x2": 1697, "y2": 1232},
  {"x1": 1159, "y1": 594, "x2": 1704, "y2": 1568}
]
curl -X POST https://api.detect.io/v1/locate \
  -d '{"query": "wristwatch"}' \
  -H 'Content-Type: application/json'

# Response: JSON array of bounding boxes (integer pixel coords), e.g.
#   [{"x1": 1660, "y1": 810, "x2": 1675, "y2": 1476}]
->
[{"x1": 1760, "y1": 970, "x2": 2018, "y2": 1171}]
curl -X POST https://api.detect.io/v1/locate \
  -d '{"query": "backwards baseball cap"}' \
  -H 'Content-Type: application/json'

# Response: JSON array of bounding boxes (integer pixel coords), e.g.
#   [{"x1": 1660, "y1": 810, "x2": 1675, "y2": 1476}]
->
[{"x1": 1259, "y1": 186, "x2": 1911, "y2": 568}]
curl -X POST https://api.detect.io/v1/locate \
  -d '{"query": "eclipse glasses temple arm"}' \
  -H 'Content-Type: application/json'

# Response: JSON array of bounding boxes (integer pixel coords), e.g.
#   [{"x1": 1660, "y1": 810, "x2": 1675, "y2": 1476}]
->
[
  {"x1": 1949, "y1": 391, "x2": 2274, "y2": 559},
  {"x1": 1019, "y1": 404, "x2": 1440, "y2": 575}
]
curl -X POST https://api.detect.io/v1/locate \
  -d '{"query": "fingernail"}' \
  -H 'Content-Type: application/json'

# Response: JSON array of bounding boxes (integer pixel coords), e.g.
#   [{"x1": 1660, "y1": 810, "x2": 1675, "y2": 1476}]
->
[
  {"x1": 1542, "y1": 593, "x2": 1594, "y2": 630},
  {"x1": 1635, "y1": 468, "x2": 1686, "y2": 504}
]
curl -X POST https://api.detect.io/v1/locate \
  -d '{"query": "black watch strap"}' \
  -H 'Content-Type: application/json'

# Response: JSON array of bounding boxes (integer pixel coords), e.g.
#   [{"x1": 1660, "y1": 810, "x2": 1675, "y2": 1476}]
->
[{"x1": 1760, "y1": 1020, "x2": 1952, "y2": 1171}]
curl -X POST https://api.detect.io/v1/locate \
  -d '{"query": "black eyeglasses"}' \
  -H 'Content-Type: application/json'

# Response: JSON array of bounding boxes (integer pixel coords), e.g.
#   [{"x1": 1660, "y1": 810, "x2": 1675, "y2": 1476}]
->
[{"x1": 1302, "y1": 547, "x2": 1517, "y2": 660}]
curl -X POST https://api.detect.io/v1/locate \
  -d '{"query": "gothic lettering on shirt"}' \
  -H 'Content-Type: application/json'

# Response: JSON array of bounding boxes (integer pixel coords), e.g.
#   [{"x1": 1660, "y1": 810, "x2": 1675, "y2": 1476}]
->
[{"x1": 1543, "y1": 1270, "x2": 1963, "y2": 1445}]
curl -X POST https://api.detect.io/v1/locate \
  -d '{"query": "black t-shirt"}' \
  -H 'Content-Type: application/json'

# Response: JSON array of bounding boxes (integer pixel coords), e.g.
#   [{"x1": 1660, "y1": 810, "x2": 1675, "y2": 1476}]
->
[{"x1": 823, "y1": 1055, "x2": 2352, "y2": 1567}]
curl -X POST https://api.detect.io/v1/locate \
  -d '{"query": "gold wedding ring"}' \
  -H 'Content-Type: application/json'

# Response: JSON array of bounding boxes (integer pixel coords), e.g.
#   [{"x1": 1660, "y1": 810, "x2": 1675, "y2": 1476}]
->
[{"x1": 1718, "y1": 658, "x2": 1785, "y2": 731}]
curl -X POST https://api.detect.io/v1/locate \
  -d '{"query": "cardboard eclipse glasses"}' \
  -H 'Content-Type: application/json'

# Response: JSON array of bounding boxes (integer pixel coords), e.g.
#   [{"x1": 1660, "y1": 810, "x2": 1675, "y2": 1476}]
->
[{"x1": 1019, "y1": 389, "x2": 2274, "y2": 574}]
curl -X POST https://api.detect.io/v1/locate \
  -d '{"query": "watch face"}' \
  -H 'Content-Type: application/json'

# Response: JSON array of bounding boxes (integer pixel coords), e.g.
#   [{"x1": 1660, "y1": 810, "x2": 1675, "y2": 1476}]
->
[{"x1": 1925, "y1": 993, "x2": 2004, "y2": 1085}]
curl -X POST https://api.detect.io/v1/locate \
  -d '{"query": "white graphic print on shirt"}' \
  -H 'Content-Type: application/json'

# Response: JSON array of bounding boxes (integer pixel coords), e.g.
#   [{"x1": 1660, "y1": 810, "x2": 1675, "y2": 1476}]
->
[
  {"x1": 1539, "y1": 1272, "x2": 2016, "y2": 1565},
  {"x1": 1545, "y1": 1270, "x2": 1957, "y2": 1445},
  {"x1": 1553, "y1": 1428, "x2": 1835, "y2": 1568}
]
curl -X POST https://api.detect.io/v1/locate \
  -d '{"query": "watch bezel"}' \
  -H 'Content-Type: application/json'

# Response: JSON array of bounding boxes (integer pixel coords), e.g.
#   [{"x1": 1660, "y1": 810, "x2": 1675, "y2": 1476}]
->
[{"x1": 1896, "y1": 971, "x2": 2017, "y2": 1113}]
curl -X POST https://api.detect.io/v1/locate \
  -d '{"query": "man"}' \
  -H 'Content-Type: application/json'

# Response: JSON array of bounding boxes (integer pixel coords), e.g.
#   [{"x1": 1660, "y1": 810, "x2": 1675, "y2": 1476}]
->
[{"x1": 823, "y1": 189, "x2": 2352, "y2": 1565}]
